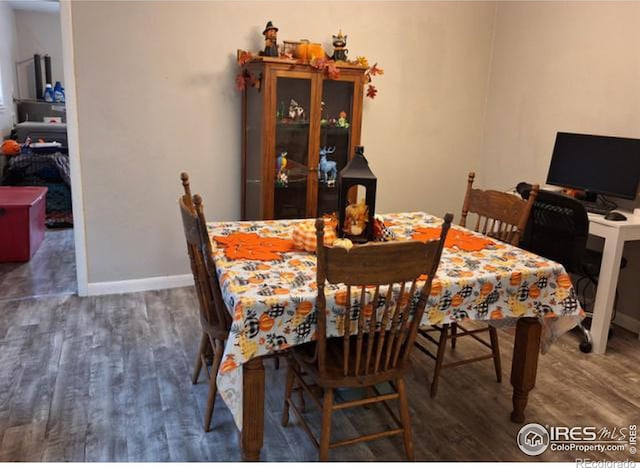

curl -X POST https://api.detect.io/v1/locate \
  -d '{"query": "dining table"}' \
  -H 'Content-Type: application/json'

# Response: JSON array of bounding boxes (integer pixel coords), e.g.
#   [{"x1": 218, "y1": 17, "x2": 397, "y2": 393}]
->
[{"x1": 206, "y1": 211, "x2": 584, "y2": 461}]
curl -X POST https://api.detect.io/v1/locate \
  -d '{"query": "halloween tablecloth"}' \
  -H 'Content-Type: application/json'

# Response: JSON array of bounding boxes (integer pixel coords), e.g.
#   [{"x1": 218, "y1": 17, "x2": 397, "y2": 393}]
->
[{"x1": 207, "y1": 212, "x2": 584, "y2": 430}]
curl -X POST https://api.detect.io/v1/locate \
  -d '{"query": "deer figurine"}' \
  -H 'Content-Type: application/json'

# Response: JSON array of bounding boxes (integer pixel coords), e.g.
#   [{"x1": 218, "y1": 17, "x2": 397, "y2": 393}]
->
[{"x1": 318, "y1": 146, "x2": 337, "y2": 186}]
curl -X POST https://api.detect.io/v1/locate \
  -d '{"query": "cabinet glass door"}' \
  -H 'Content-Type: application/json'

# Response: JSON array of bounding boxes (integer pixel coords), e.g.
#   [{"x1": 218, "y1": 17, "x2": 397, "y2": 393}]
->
[
  {"x1": 317, "y1": 80, "x2": 355, "y2": 217},
  {"x1": 274, "y1": 77, "x2": 311, "y2": 219}
]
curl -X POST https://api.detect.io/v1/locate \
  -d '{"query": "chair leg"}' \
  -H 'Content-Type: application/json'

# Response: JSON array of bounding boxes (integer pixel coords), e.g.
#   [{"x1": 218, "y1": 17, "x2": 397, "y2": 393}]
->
[
  {"x1": 204, "y1": 338, "x2": 224, "y2": 432},
  {"x1": 397, "y1": 377, "x2": 415, "y2": 461},
  {"x1": 281, "y1": 361, "x2": 295, "y2": 427},
  {"x1": 450, "y1": 323, "x2": 457, "y2": 350},
  {"x1": 488, "y1": 325, "x2": 502, "y2": 383},
  {"x1": 192, "y1": 332, "x2": 208, "y2": 384},
  {"x1": 319, "y1": 389, "x2": 334, "y2": 462},
  {"x1": 430, "y1": 324, "x2": 449, "y2": 398}
]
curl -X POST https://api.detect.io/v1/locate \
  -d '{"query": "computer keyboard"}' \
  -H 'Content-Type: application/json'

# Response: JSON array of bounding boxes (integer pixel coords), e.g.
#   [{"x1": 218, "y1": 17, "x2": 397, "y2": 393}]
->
[{"x1": 577, "y1": 199, "x2": 611, "y2": 215}]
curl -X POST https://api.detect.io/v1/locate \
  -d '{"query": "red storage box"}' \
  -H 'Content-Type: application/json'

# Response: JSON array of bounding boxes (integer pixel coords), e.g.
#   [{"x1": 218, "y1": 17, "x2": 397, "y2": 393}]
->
[{"x1": 0, "y1": 187, "x2": 48, "y2": 262}]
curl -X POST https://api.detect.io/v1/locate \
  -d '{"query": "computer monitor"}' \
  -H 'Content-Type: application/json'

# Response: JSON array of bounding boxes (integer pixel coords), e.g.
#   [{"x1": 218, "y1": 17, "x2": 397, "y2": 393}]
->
[{"x1": 546, "y1": 132, "x2": 640, "y2": 200}]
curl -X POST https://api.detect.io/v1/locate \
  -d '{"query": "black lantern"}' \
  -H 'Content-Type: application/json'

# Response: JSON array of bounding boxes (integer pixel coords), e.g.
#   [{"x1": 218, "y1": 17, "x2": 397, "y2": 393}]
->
[{"x1": 337, "y1": 146, "x2": 377, "y2": 243}]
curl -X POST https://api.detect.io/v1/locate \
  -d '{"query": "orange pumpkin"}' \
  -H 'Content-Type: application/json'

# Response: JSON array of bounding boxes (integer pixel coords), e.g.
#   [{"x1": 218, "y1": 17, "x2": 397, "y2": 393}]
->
[
  {"x1": 220, "y1": 355, "x2": 238, "y2": 373},
  {"x1": 451, "y1": 294, "x2": 463, "y2": 307},
  {"x1": 272, "y1": 287, "x2": 290, "y2": 295},
  {"x1": 490, "y1": 309, "x2": 504, "y2": 320},
  {"x1": 295, "y1": 301, "x2": 313, "y2": 316},
  {"x1": 335, "y1": 290, "x2": 347, "y2": 305},
  {"x1": 528, "y1": 284, "x2": 540, "y2": 299},
  {"x1": 362, "y1": 303, "x2": 374, "y2": 317},
  {"x1": 510, "y1": 271, "x2": 522, "y2": 286},
  {"x1": 430, "y1": 280, "x2": 442, "y2": 296},
  {"x1": 234, "y1": 304, "x2": 244, "y2": 321},
  {"x1": 481, "y1": 282, "x2": 493, "y2": 296},
  {"x1": 256, "y1": 264, "x2": 270, "y2": 271},
  {"x1": 259, "y1": 313, "x2": 274, "y2": 331},
  {"x1": 249, "y1": 276, "x2": 263, "y2": 284},
  {"x1": 1, "y1": 139, "x2": 20, "y2": 156},
  {"x1": 557, "y1": 274, "x2": 572, "y2": 289}
]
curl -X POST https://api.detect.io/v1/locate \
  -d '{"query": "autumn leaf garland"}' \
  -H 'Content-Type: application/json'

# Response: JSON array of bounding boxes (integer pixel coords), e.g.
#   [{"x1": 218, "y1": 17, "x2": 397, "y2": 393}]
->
[{"x1": 235, "y1": 49, "x2": 384, "y2": 99}]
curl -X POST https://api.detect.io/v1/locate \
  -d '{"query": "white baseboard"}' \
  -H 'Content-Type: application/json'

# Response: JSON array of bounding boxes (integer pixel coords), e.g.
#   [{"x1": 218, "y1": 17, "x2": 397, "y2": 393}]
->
[
  {"x1": 613, "y1": 312, "x2": 640, "y2": 335},
  {"x1": 87, "y1": 274, "x2": 194, "y2": 296}
]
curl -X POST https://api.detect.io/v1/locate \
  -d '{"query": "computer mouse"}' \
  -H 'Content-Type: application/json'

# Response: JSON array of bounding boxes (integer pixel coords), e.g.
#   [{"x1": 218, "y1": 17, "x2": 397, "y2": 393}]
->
[{"x1": 604, "y1": 211, "x2": 627, "y2": 221}]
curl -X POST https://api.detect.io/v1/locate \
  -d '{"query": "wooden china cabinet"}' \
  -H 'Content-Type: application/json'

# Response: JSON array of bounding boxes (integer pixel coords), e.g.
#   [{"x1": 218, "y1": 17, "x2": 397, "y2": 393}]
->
[{"x1": 241, "y1": 57, "x2": 368, "y2": 220}]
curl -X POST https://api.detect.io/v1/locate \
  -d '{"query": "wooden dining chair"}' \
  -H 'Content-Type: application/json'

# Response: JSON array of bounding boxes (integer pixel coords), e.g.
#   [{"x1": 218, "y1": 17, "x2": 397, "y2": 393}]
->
[
  {"x1": 281, "y1": 214, "x2": 453, "y2": 461},
  {"x1": 179, "y1": 172, "x2": 231, "y2": 432},
  {"x1": 415, "y1": 172, "x2": 539, "y2": 397}
]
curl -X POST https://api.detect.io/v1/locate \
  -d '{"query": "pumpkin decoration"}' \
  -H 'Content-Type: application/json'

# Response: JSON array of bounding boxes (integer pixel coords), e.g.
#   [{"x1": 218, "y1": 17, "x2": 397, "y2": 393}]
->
[
  {"x1": 362, "y1": 303, "x2": 374, "y2": 318},
  {"x1": 490, "y1": 308, "x2": 504, "y2": 320},
  {"x1": 430, "y1": 279, "x2": 442, "y2": 297},
  {"x1": 220, "y1": 355, "x2": 238, "y2": 373},
  {"x1": 509, "y1": 271, "x2": 523, "y2": 287},
  {"x1": 335, "y1": 290, "x2": 348, "y2": 306},
  {"x1": 259, "y1": 313, "x2": 275, "y2": 331},
  {"x1": 1, "y1": 139, "x2": 20, "y2": 157},
  {"x1": 528, "y1": 284, "x2": 541, "y2": 299},
  {"x1": 294, "y1": 300, "x2": 314, "y2": 316},
  {"x1": 451, "y1": 294, "x2": 463, "y2": 308},
  {"x1": 557, "y1": 274, "x2": 572, "y2": 289},
  {"x1": 480, "y1": 282, "x2": 493, "y2": 296}
]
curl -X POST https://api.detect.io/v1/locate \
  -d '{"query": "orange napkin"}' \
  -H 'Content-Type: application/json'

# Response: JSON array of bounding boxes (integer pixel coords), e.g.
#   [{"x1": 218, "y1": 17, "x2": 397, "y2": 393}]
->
[
  {"x1": 213, "y1": 232, "x2": 295, "y2": 261},
  {"x1": 412, "y1": 227, "x2": 494, "y2": 252}
]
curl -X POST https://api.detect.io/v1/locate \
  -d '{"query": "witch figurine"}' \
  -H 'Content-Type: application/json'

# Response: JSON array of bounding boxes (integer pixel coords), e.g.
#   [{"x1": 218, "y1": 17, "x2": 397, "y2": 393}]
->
[
  {"x1": 331, "y1": 30, "x2": 348, "y2": 61},
  {"x1": 262, "y1": 21, "x2": 279, "y2": 57}
]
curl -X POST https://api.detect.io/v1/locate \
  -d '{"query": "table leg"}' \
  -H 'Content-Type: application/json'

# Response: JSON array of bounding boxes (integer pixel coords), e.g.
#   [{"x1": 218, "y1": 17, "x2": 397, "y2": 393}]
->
[
  {"x1": 590, "y1": 229, "x2": 624, "y2": 354},
  {"x1": 510, "y1": 317, "x2": 541, "y2": 423},
  {"x1": 240, "y1": 357, "x2": 265, "y2": 461}
]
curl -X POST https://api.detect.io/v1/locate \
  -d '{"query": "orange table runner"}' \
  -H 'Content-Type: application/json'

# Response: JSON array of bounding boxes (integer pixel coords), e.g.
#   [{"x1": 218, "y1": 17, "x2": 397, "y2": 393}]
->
[
  {"x1": 213, "y1": 232, "x2": 296, "y2": 261},
  {"x1": 412, "y1": 226, "x2": 495, "y2": 252}
]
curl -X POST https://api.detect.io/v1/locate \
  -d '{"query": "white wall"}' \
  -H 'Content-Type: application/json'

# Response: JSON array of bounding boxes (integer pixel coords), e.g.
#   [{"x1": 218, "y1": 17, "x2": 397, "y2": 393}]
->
[
  {"x1": 481, "y1": 2, "x2": 640, "y2": 325},
  {"x1": 0, "y1": 2, "x2": 17, "y2": 136},
  {"x1": 70, "y1": 1, "x2": 496, "y2": 284},
  {"x1": 14, "y1": 9, "x2": 63, "y2": 99}
]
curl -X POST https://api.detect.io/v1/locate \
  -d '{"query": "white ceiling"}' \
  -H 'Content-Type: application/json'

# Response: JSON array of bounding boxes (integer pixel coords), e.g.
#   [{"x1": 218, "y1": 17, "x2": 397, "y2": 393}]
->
[{"x1": 9, "y1": 0, "x2": 59, "y2": 13}]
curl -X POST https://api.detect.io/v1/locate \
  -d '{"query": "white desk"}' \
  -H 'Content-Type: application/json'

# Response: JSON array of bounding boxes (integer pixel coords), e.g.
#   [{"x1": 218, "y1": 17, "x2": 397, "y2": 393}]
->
[{"x1": 587, "y1": 210, "x2": 640, "y2": 353}]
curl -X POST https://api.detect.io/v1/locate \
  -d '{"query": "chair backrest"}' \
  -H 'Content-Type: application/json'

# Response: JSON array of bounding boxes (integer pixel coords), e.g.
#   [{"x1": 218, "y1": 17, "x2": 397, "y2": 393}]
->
[
  {"x1": 314, "y1": 213, "x2": 453, "y2": 381},
  {"x1": 460, "y1": 172, "x2": 539, "y2": 246},
  {"x1": 178, "y1": 173, "x2": 230, "y2": 338},
  {"x1": 517, "y1": 185, "x2": 589, "y2": 273}
]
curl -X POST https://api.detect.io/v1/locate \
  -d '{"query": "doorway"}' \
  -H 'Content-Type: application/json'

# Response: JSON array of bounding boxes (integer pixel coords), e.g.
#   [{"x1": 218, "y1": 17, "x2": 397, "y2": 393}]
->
[{"x1": 0, "y1": 0, "x2": 78, "y2": 301}]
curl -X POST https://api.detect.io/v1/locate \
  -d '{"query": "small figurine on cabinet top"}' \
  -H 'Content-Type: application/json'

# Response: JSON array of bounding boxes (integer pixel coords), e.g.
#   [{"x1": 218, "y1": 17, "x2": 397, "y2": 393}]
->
[
  {"x1": 261, "y1": 21, "x2": 279, "y2": 57},
  {"x1": 336, "y1": 111, "x2": 350, "y2": 128},
  {"x1": 288, "y1": 99, "x2": 305, "y2": 121},
  {"x1": 276, "y1": 151, "x2": 288, "y2": 187},
  {"x1": 318, "y1": 146, "x2": 337, "y2": 187},
  {"x1": 331, "y1": 30, "x2": 348, "y2": 61},
  {"x1": 344, "y1": 200, "x2": 369, "y2": 236}
]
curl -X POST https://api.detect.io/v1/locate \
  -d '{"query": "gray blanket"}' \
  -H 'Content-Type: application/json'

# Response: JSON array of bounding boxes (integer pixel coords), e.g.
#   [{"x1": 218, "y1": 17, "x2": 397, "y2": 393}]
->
[{"x1": 6, "y1": 152, "x2": 71, "y2": 186}]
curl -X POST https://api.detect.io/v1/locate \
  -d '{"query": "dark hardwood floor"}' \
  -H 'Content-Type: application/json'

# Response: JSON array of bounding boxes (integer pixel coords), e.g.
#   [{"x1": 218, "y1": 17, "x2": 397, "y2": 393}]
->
[
  {"x1": 0, "y1": 286, "x2": 638, "y2": 462},
  {"x1": 0, "y1": 228, "x2": 76, "y2": 301}
]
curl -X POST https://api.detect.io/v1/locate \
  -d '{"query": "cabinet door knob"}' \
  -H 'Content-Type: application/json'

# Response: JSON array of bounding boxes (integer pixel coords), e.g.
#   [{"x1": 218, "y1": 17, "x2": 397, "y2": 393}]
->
[{"x1": 309, "y1": 166, "x2": 317, "y2": 172}]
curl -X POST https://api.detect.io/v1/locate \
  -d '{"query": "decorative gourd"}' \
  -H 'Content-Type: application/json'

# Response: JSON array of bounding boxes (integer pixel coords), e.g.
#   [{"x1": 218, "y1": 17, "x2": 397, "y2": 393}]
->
[{"x1": 1, "y1": 139, "x2": 20, "y2": 157}]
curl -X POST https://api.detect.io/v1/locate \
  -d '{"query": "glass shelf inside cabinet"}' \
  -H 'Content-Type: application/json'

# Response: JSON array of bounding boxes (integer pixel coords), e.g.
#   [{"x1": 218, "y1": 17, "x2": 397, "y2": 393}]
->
[
  {"x1": 317, "y1": 80, "x2": 354, "y2": 217},
  {"x1": 274, "y1": 77, "x2": 311, "y2": 219}
]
